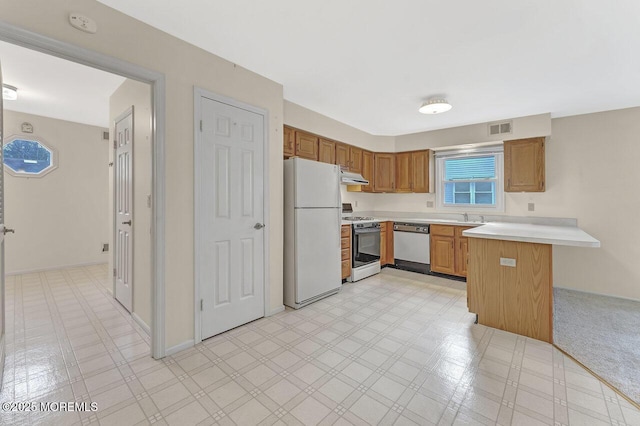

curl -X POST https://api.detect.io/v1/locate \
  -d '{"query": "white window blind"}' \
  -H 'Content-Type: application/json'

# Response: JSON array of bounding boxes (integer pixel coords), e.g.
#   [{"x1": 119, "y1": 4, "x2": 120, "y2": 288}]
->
[{"x1": 436, "y1": 149, "x2": 504, "y2": 211}]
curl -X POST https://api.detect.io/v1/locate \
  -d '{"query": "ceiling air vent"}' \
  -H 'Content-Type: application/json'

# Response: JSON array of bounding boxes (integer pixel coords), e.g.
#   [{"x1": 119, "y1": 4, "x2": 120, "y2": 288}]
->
[{"x1": 488, "y1": 120, "x2": 512, "y2": 136}]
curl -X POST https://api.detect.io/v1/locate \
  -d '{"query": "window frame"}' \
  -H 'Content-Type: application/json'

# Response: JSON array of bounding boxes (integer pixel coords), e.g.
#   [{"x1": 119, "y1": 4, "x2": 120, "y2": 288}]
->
[
  {"x1": 3, "y1": 134, "x2": 59, "y2": 178},
  {"x1": 435, "y1": 147, "x2": 505, "y2": 212}
]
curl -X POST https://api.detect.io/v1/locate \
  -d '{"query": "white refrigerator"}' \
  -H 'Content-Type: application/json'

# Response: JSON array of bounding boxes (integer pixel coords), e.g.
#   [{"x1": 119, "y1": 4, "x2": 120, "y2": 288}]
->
[{"x1": 284, "y1": 157, "x2": 342, "y2": 309}]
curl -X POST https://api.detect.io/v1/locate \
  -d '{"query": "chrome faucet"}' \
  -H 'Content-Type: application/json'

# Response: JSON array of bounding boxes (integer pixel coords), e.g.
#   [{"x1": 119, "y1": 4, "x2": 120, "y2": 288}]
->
[{"x1": 463, "y1": 212, "x2": 468, "y2": 222}]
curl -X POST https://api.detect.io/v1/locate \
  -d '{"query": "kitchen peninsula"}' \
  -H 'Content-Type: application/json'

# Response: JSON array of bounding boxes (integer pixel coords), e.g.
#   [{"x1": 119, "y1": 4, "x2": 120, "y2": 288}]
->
[{"x1": 463, "y1": 223, "x2": 600, "y2": 343}]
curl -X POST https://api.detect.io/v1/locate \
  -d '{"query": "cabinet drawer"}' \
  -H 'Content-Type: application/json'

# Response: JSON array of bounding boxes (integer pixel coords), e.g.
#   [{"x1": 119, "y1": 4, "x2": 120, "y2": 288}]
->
[
  {"x1": 341, "y1": 226, "x2": 351, "y2": 238},
  {"x1": 341, "y1": 237, "x2": 350, "y2": 248},
  {"x1": 341, "y1": 248, "x2": 350, "y2": 261},
  {"x1": 431, "y1": 224, "x2": 455, "y2": 237},
  {"x1": 341, "y1": 260, "x2": 351, "y2": 279}
]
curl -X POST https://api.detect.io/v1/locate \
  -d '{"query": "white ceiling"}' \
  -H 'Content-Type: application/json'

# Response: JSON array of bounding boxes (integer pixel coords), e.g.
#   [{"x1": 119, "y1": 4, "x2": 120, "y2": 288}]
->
[
  {"x1": 97, "y1": 0, "x2": 640, "y2": 136},
  {"x1": 0, "y1": 41, "x2": 125, "y2": 128}
]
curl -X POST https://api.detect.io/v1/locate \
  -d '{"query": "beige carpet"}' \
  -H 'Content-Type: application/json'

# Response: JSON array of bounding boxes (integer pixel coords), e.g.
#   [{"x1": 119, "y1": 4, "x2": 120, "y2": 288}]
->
[{"x1": 554, "y1": 288, "x2": 640, "y2": 405}]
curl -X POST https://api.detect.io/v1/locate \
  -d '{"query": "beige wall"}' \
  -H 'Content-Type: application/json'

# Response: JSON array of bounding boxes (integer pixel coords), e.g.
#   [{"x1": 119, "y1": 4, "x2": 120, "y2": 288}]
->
[
  {"x1": 0, "y1": 0, "x2": 284, "y2": 348},
  {"x1": 4, "y1": 110, "x2": 109, "y2": 273},
  {"x1": 109, "y1": 79, "x2": 152, "y2": 328},
  {"x1": 285, "y1": 101, "x2": 639, "y2": 301}
]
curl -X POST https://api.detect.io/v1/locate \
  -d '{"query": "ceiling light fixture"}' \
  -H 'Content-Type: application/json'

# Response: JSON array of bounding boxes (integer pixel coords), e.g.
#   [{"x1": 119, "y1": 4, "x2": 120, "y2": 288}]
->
[
  {"x1": 2, "y1": 84, "x2": 18, "y2": 101},
  {"x1": 419, "y1": 98, "x2": 451, "y2": 114}
]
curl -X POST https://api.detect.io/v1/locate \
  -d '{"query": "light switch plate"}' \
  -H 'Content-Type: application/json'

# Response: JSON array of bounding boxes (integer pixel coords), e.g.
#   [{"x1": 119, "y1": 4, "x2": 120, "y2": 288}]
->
[
  {"x1": 500, "y1": 257, "x2": 516, "y2": 267},
  {"x1": 528, "y1": 202, "x2": 535, "y2": 211},
  {"x1": 426, "y1": 201, "x2": 434, "y2": 208}
]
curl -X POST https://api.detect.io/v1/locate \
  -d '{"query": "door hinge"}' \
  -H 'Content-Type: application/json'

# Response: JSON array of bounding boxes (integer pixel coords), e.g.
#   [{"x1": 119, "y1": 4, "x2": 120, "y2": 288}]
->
[
  {"x1": 200, "y1": 299, "x2": 203, "y2": 311},
  {"x1": 113, "y1": 268, "x2": 116, "y2": 277},
  {"x1": 200, "y1": 120, "x2": 203, "y2": 132},
  {"x1": 113, "y1": 140, "x2": 117, "y2": 149}
]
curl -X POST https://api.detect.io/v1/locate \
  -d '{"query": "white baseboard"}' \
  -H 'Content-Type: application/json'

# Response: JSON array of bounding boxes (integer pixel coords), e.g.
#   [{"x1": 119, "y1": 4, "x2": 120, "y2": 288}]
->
[
  {"x1": 267, "y1": 305, "x2": 285, "y2": 316},
  {"x1": 7, "y1": 261, "x2": 107, "y2": 276},
  {"x1": 165, "y1": 340, "x2": 194, "y2": 356},
  {"x1": 132, "y1": 313, "x2": 151, "y2": 336},
  {"x1": 554, "y1": 286, "x2": 640, "y2": 303}
]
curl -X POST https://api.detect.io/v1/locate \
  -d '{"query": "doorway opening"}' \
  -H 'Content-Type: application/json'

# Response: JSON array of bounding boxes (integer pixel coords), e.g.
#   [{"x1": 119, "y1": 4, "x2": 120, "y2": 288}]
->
[{"x1": 0, "y1": 21, "x2": 166, "y2": 360}]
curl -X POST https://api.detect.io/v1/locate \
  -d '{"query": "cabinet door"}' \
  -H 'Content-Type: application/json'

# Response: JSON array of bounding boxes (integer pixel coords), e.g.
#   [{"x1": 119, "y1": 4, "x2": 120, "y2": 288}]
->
[
  {"x1": 454, "y1": 226, "x2": 473, "y2": 277},
  {"x1": 504, "y1": 137, "x2": 545, "y2": 192},
  {"x1": 374, "y1": 153, "x2": 395, "y2": 192},
  {"x1": 430, "y1": 235, "x2": 455, "y2": 275},
  {"x1": 283, "y1": 126, "x2": 295, "y2": 157},
  {"x1": 295, "y1": 131, "x2": 319, "y2": 160},
  {"x1": 395, "y1": 152, "x2": 412, "y2": 192},
  {"x1": 335, "y1": 143, "x2": 350, "y2": 170},
  {"x1": 411, "y1": 150, "x2": 430, "y2": 193},
  {"x1": 385, "y1": 221, "x2": 394, "y2": 264},
  {"x1": 349, "y1": 146, "x2": 363, "y2": 173},
  {"x1": 380, "y1": 230, "x2": 387, "y2": 266},
  {"x1": 361, "y1": 150, "x2": 374, "y2": 192},
  {"x1": 318, "y1": 138, "x2": 336, "y2": 164}
]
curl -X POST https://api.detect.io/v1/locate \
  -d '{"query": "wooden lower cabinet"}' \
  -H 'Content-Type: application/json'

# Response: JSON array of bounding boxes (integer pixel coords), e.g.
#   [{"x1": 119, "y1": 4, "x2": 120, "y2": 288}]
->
[
  {"x1": 430, "y1": 234, "x2": 456, "y2": 275},
  {"x1": 430, "y1": 225, "x2": 473, "y2": 277},
  {"x1": 379, "y1": 222, "x2": 394, "y2": 266},
  {"x1": 467, "y1": 238, "x2": 553, "y2": 343},
  {"x1": 341, "y1": 225, "x2": 351, "y2": 280}
]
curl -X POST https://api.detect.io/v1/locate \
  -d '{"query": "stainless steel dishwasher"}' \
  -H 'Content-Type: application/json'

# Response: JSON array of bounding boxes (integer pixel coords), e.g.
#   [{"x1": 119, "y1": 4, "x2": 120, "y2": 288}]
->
[{"x1": 393, "y1": 222, "x2": 430, "y2": 274}]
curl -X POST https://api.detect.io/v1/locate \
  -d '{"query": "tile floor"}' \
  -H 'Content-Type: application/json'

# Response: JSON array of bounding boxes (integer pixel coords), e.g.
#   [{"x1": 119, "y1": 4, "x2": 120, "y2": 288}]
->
[{"x1": 0, "y1": 265, "x2": 639, "y2": 425}]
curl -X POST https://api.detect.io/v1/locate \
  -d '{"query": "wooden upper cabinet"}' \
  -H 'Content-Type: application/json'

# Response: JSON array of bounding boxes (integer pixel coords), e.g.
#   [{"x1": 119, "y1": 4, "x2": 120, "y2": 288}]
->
[
  {"x1": 374, "y1": 153, "x2": 395, "y2": 192},
  {"x1": 295, "y1": 131, "x2": 319, "y2": 161},
  {"x1": 283, "y1": 126, "x2": 295, "y2": 157},
  {"x1": 411, "y1": 150, "x2": 430, "y2": 193},
  {"x1": 504, "y1": 137, "x2": 545, "y2": 192},
  {"x1": 318, "y1": 138, "x2": 336, "y2": 164},
  {"x1": 394, "y1": 152, "x2": 412, "y2": 192},
  {"x1": 349, "y1": 146, "x2": 363, "y2": 173},
  {"x1": 361, "y1": 150, "x2": 374, "y2": 192},
  {"x1": 335, "y1": 143, "x2": 350, "y2": 170}
]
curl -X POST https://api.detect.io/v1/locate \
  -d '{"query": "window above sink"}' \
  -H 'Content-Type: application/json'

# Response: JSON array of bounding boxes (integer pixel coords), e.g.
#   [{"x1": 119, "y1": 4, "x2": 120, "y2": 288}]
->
[{"x1": 435, "y1": 147, "x2": 504, "y2": 212}]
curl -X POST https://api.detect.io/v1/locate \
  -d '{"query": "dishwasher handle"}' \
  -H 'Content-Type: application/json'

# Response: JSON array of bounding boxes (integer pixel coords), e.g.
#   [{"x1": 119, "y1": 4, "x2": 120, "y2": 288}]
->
[{"x1": 393, "y1": 223, "x2": 430, "y2": 234}]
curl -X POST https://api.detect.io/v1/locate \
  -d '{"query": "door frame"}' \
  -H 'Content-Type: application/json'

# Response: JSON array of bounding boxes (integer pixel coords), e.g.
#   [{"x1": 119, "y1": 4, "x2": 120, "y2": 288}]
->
[
  {"x1": 0, "y1": 22, "x2": 167, "y2": 359},
  {"x1": 193, "y1": 87, "x2": 270, "y2": 344},
  {"x1": 113, "y1": 106, "x2": 135, "y2": 312}
]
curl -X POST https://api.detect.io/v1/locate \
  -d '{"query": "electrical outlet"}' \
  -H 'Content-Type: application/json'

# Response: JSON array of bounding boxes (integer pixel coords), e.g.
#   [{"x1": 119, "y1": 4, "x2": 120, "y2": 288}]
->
[
  {"x1": 102, "y1": 243, "x2": 109, "y2": 253},
  {"x1": 500, "y1": 257, "x2": 516, "y2": 267},
  {"x1": 426, "y1": 201, "x2": 434, "y2": 208},
  {"x1": 528, "y1": 202, "x2": 535, "y2": 211},
  {"x1": 354, "y1": 201, "x2": 359, "y2": 207}
]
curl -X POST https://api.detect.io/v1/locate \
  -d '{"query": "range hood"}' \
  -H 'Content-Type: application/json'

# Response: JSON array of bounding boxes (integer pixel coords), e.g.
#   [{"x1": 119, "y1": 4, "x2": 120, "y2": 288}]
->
[{"x1": 341, "y1": 170, "x2": 369, "y2": 185}]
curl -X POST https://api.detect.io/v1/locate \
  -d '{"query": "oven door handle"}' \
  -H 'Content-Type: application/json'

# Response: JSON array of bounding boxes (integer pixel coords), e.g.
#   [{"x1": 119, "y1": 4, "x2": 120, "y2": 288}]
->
[{"x1": 354, "y1": 228, "x2": 381, "y2": 234}]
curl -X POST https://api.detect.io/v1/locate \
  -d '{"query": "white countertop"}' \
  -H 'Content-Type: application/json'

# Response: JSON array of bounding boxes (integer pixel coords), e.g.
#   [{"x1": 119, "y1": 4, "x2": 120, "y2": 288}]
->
[{"x1": 462, "y1": 222, "x2": 600, "y2": 247}]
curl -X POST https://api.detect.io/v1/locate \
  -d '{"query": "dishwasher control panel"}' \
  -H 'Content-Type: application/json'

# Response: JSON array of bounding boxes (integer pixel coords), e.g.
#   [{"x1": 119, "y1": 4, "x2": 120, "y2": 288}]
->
[{"x1": 393, "y1": 223, "x2": 430, "y2": 233}]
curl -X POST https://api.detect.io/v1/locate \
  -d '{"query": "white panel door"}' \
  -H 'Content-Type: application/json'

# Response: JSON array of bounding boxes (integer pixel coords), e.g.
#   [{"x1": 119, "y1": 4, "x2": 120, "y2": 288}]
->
[
  {"x1": 198, "y1": 97, "x2": 265, "y2": 340},
  {"x1": 0, "y1": 62, "x2": 7, "y2": 389},
  {"x1": 114, "y1": 108, "x2": 134, "y2": 312}
]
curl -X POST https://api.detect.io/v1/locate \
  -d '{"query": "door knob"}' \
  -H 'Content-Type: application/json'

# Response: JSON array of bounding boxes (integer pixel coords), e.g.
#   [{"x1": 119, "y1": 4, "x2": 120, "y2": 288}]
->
[
  {"x1": 3, "y1": 227, "x2": 15, "y2": 235},
  {"x1": 254, "y1": 223, "x2": 265, "y2": 230},
  {"x1": 122, "y1": 220, "x2": 132, "y2": 226}
]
